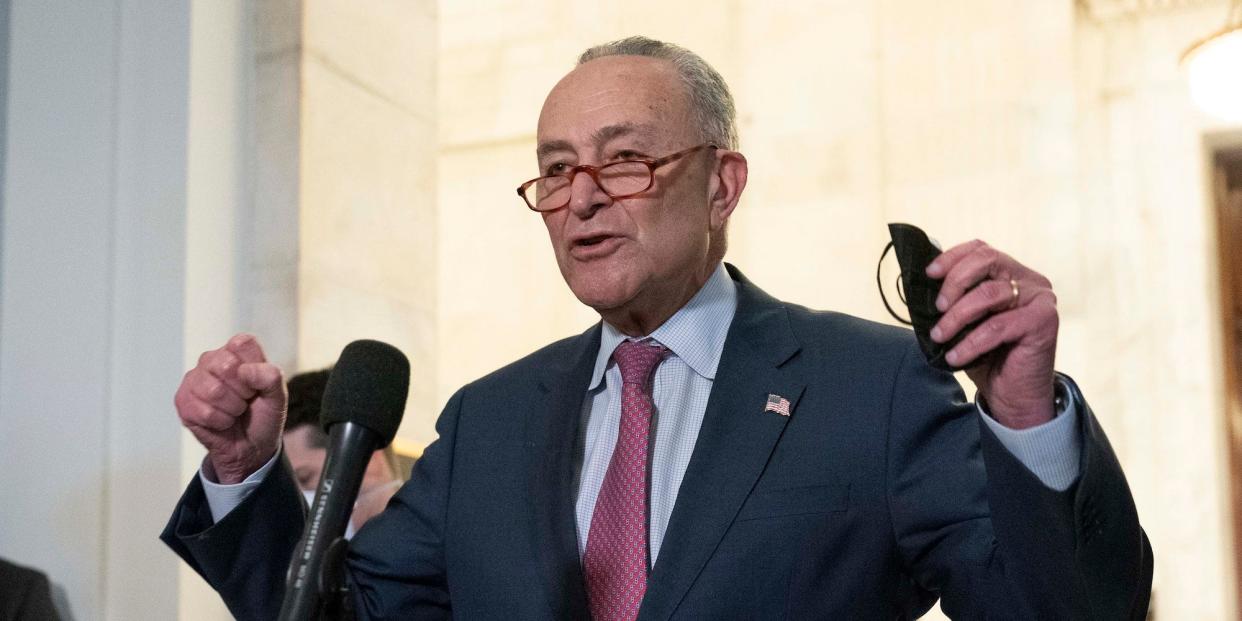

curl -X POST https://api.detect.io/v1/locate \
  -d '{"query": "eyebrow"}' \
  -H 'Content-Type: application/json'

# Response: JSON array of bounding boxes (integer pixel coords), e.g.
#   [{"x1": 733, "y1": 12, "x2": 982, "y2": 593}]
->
[{"x1": 536, "y1": 122, "x2": 659, "y2": 160}]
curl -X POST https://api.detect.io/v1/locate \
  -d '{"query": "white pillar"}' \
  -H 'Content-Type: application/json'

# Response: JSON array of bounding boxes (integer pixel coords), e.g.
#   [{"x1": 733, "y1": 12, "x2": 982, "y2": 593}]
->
[
  {"x1": 0, "y1": 1, "x2": 285, "y2": 619},
  {"x1": 0, "y1": 0, "x2": 190, "y2": 619}
]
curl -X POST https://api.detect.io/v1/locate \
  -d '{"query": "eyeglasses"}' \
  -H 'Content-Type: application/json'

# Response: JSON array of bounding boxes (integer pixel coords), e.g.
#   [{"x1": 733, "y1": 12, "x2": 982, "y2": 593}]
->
[{"x1": 516, "y1": 143, "x2": 718, "y2": 212}]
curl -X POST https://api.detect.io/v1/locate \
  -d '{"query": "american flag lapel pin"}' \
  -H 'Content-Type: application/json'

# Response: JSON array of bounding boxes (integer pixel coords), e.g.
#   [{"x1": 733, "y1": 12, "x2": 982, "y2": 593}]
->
[{"x1": 765, "y1": 393, "x2": 791, "y2": 417}]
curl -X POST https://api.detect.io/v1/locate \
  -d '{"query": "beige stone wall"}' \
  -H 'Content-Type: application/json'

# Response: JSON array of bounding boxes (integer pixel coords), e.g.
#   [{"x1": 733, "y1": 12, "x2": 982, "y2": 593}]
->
[
  {"x1": 298, "y1": 0, "x2": 439, "y2": 442},
  {"x1": 1076, "y1": 3, "x2": 1240, "y2": 618},
  {"x1": 436, "y1": 1, "x2": 1241, "y2": 618}
]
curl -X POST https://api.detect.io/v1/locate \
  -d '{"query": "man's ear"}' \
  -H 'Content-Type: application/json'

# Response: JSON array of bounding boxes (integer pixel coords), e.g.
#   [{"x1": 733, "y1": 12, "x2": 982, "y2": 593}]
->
[{"x1": 708, "y1": 149, "x2": 747, "y2": 231}]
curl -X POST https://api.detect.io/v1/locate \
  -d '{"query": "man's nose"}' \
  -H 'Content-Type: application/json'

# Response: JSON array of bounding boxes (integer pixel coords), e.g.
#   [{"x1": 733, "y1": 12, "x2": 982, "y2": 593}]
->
[{"x1": 565, "y1": 168, "x2": 611, "y2": 218}]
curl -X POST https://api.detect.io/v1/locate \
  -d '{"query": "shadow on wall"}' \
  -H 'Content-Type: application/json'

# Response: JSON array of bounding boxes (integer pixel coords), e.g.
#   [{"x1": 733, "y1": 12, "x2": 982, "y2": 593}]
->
[{"x1": 51, "y1": 582, "x2": 73, "y2": 621}]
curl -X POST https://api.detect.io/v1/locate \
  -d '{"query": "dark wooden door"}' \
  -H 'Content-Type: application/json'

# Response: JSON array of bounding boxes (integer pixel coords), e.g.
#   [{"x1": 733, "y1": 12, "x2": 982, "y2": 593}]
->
[{"x1": 1215, "y1": 149, "x2": 1242, "y2": 619}]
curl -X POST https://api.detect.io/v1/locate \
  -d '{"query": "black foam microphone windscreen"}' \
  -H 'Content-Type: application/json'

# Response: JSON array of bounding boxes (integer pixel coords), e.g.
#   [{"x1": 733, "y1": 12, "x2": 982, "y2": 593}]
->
[
  {"x1": 319, "y1": 339, "x2": 409, "y2": 444},
  {"x1": 278, "y1": 339, "x2": 409, "y2": 621}
]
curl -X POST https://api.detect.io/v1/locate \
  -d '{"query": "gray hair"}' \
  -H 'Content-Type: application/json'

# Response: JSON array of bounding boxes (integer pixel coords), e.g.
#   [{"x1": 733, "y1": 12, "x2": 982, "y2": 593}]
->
[{"x1": 578, "y1": 36, "x2": 738, "y2": 150}]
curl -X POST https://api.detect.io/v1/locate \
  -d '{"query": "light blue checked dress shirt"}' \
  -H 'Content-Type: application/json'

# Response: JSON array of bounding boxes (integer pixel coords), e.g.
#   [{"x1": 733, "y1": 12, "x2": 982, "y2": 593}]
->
[
  {"x1": 201, "y1": 264, "x2": 1082, "y2": 552},
  {"x1": 570, "y1": 263, "x2": 1081, "y2": 565},
  {"x1": 573, "y1": 263, "x2": 739, "y2": 564}
]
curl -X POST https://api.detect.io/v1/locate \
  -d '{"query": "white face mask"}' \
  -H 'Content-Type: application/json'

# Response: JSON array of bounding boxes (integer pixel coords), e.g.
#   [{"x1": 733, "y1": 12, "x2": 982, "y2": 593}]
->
[{"x1": 301, "y1": 489, "x2": 357, "y2": 540}]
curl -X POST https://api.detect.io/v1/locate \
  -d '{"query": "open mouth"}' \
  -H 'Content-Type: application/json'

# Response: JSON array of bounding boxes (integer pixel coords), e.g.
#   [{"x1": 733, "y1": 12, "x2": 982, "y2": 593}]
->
[
  {"x1": 576, "y1": 235, "x2": 611, "y2": 247},
  {"x1": 569, "y1": 234, "x2": 622, "y2": 259}
]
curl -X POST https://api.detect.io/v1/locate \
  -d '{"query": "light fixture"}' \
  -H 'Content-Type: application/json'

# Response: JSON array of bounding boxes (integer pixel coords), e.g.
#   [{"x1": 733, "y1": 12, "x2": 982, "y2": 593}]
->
[{"x1": 1182, "y1": 0, "x2": 1242, "y2": 122}]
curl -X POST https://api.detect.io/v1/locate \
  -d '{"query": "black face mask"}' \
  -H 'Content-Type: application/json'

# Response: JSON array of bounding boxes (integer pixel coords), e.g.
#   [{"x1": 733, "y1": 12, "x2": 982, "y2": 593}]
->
[{"x1": 877, "y1": 223, "x2": 978, "y2": 372}]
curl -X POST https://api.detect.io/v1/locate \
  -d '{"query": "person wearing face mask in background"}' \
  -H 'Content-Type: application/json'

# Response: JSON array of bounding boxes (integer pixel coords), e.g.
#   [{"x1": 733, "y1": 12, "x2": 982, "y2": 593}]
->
[{"x1": 283, "y1": 369, "x2": 405, "y2": 538}]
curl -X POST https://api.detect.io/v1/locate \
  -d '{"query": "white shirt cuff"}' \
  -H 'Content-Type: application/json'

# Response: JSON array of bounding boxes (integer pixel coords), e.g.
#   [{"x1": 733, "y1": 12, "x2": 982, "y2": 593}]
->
[
  {"x1": 976, "y1": 384, "x2": 1081, "y2": 492},
  {"x1": 199, "y1": 447, "x2": 281, "y2": 524}
]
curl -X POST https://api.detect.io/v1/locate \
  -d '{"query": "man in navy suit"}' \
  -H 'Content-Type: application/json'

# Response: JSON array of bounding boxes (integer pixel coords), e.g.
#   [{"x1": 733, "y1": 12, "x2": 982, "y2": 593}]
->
[{"x1": 164, "y1": 37, "x2": 1151, "y2": 619}]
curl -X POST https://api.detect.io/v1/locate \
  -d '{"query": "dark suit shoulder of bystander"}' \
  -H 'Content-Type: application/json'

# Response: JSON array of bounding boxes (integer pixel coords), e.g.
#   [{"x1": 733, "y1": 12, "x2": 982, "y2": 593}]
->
[{"x1": 0, "y1": 557, "x2": 60, "y2": 621}]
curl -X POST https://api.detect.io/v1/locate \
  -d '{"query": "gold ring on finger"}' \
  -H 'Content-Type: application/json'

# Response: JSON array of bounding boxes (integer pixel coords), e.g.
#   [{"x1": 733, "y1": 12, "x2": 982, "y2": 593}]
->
[{"x1": 1008, "y1": 279, "x2": 1020, "y2": 309}]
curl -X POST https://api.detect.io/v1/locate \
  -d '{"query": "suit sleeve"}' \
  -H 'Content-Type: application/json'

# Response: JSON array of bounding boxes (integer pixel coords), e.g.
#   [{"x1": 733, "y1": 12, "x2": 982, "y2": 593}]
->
[
  {"x1": 978, "y1": 374, "x2": 1153, "y2": 619},
  {"x1": 159, "y1": 453, "x2": 306, "y2": 621},
  {"x1": 885, "y1": 341, "x2": 1152, "y2": 619},
  {"x1": 344, "y1": 388, "x2": 465, "y2": 620},
  {"x1": 18, "y1": 569, "x2": 61, "y2": 621},
  {"x1": 161, "y1": 390, "x2": 468, "y2": 621},
  {"x1": 0, "y1": 560, "x2": 62, "y2": 621}
]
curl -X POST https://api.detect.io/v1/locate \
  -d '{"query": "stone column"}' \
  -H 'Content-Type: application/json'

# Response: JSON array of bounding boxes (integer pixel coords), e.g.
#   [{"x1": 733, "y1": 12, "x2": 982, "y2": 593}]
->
[{"x1": 297, "y1": 0, "x2": 439, "y2": 446}]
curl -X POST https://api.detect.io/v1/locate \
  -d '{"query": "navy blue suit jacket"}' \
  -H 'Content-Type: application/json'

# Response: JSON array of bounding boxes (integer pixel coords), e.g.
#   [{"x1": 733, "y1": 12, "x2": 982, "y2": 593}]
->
[{"x1": 163, "y1": 265, "x2": 1152, "y2": 619}]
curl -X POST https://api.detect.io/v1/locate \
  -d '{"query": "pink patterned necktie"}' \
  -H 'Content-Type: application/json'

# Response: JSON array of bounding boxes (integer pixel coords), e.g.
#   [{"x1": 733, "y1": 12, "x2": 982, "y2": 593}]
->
[{"x1": 584, "y1": 339, "x2": 669, "y2": 621}]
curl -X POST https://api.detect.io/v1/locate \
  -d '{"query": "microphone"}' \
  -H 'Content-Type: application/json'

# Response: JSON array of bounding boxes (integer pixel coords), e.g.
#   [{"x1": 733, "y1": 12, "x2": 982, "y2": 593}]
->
[{"x1": 278, "y1": 339, "x2": 409, "y2": 621}]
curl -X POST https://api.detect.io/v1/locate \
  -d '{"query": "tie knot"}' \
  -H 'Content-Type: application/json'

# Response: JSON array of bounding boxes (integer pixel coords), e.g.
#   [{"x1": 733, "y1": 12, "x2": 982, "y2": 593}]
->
[{"x1": 613, "y1": 340, "x2": 668, "y2": 386}]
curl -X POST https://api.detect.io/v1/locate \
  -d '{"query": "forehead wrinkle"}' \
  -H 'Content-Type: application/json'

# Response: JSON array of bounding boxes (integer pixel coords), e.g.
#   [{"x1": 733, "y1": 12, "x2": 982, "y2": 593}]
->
[{"x1": 591, "y1": 122, "x2": 657, "y2": 149}]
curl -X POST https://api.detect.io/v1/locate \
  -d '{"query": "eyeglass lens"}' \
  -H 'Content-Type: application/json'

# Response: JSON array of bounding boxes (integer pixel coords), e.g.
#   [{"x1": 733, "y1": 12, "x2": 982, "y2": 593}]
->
[{"x1": 533, "y1": 161, "x2": 651, "y2": 209}]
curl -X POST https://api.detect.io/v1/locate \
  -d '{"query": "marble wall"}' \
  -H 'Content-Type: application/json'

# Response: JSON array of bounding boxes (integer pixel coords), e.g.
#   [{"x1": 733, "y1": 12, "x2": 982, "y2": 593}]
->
[
  {"x1": 1075, "y1": 3, "x2": 1240, "y2": 617},
  {"x1": 296, "y1": 0, "x2": 439, "y2": 442}
]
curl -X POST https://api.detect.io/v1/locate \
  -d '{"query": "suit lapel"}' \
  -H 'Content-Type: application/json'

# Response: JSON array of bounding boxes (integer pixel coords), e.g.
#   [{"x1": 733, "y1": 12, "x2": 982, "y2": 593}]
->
[
  {"x1": 639, "y1": 266, "x2": 806, "y2": 620},
  {"x1": 527, "y1": 324, "x2": 598, "y2": 619}
]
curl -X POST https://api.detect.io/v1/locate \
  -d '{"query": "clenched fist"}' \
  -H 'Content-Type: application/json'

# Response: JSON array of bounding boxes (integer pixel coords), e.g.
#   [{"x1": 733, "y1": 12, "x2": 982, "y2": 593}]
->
[{"x1": 175, "y1": 333, "x2": 287, "y2": 484}]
